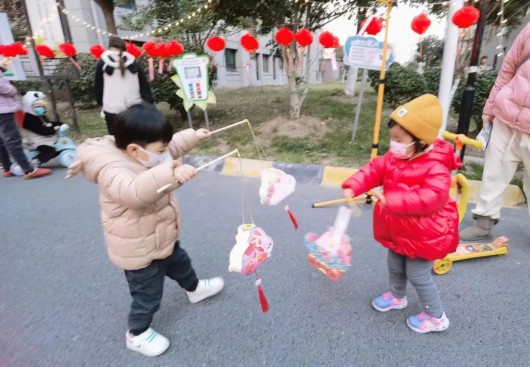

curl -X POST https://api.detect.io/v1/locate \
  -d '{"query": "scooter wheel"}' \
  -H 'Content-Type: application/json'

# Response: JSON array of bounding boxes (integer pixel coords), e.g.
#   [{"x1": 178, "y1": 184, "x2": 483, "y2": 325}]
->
[
  {"x1": 432, "y1": 258, "x2": 452, "y2": 275},
  {"x1": 59, "y1": 150, "x2": 76, "y2": 168}
]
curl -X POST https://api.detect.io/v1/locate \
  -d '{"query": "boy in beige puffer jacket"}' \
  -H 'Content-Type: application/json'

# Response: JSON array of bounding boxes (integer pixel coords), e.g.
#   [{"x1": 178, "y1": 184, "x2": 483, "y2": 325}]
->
[{"x1": 67, "y1": 103, "x2": 224, "y2": 357}]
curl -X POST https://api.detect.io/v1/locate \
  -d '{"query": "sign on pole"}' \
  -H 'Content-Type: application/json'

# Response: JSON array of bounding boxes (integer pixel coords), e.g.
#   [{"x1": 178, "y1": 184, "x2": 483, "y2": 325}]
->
[
  {"x1": 0, "y1": 13, "x2": 26, "y2": 81},
  {"x1": 343, "y1": 36, "x2": 394, "y2": 71},
  {"x1": 173, "y1": 53, "x2": 210, "y2": 102}
]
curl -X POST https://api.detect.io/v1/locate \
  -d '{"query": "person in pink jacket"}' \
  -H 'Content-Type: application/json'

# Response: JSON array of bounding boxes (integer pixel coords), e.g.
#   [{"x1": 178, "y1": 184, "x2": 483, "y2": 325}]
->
[
  {"x1": 342, "y1": 94, "x2": 459, "y2": 334},
  {"x1": 460, "y1": 22, "x2": 530, "y2": 241},
  {"x1": 67, "y1": 103, "x2": 224, "y2": 357}
]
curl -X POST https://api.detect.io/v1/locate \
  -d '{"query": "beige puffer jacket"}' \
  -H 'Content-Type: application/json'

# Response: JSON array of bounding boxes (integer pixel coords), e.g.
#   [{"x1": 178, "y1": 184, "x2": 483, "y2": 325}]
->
[{"x1": 76, "y1": 129, "x2": 200, "y2": 270}]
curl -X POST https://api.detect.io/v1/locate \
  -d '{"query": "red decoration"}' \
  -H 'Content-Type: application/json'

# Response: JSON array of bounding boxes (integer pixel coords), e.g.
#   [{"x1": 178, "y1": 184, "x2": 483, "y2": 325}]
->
[
  {"x1": 35, "y1": 45, "x2": 55, "y2": 59},
  {"x1": 240, "y1": 34, "x2": 259, "y2": 53},
  {"x1": 126, "y1": 42, "x2": 142, "y2": 58},
  {"x1": 143, "y1": 41, "x2": 158, "y2": 57},
  {"x1": 332, "y1": 36, "x2": 340, "y2": 49},
  {"x1": 206, "y1": 36, "x2": 226, "y2": 52},
  {"x1": 360, "y1": 18, "x2": 384, "y2": 35},
  {"x1": 452, "y1": 6, "x2": 480, "y2": 29},
  {"x1": 1, "y1": 43, "x2": 27, "y2": 57},
  {"x1": 318, "y1": 31, "x2": 335, "y2": 48},
  {"x1": 157, "y1": 42, "x2": 171, "y2": 59},
  {"x1": 58, "y1": 42, "x2": 77, "y2": 57},
  {"x1": 275, "y1": 27, "x2": 295, "y2": 46},
  {"x1": 167, "y1": 40, "x2": 184, "y2": 57},
  {"x1": 89, "y1": 44, "x2": 105, "y2": 59},
  {"x1": 295, "y1": 29, "x2": 313, "y2": 47},
  {"x1": 411, "y1": 14, "x2": 431, "y2": 35}
]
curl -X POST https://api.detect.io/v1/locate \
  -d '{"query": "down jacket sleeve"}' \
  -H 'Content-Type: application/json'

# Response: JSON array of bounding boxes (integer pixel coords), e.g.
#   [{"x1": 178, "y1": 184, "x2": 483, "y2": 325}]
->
[
  {"x1": 0, "y1": 77, "x2": 17, "y2": 97},
  {"x1": 98, "y1": 161, "x2": 179, "y2": 210},
  {"x1": 169, "y1": 128, "x2": 201, "y2": 159},
  {"x1": 341, "y1": 156, "x2": 386, "y2": 195},
  {"x1": 384, "y1": 163, "x2": 451, "y2": 215}
]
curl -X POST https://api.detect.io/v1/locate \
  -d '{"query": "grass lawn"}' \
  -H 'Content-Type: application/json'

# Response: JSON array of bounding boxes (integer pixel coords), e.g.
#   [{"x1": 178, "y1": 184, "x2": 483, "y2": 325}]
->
[{"x1": 67, "y1": 81, "x2": 390, "y2": 167}]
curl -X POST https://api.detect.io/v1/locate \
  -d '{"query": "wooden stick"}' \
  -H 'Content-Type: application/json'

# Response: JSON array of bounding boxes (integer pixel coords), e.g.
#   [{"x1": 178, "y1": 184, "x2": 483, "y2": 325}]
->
[
  {"x1": 312, "y1": 196, "x2": 366, "y2": 208},
  {"x1": 209, "y1": 120, "x2": 249, "y2": 135},
  {"x1": 156, "y1": 149, "x2": 239, "y2": 194}
]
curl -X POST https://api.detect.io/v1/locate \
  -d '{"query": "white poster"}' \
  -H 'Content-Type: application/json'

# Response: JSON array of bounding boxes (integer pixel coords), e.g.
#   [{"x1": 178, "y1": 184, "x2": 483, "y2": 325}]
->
[
  {"x1": 173, "y1": 53, "x2": 210, "y2": 102},
  {"x1": 0, "y1": 13, "x2": 26, "y2": 81}
]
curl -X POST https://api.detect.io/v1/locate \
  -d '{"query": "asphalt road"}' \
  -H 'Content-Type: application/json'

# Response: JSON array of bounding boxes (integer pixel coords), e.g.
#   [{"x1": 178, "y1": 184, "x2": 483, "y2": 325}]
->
[{"x1": 1, "y1": 168, "x2": 529, "y2": 366}]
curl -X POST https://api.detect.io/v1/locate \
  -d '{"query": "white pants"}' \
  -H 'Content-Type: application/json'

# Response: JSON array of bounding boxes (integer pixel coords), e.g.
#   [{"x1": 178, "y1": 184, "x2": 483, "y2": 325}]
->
[{"x1": 472, "y1": 119, "x2": 530, "y2": 219}]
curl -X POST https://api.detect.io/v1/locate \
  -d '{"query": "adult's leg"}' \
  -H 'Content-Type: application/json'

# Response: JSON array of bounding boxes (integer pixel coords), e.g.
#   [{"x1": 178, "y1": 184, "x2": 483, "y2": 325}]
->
[
  {"x1": 0, "y1": 113, "x2": 32, "y2": 173},
  {"x1": 35, "y1": 145, "x2": 59, "y2": 164},
  {"x1": 104, "y1": 112, "x2": 118, "y2": 135},
  {"x1": 0, "y1": 135, "x2": 12, "y2": 170}
]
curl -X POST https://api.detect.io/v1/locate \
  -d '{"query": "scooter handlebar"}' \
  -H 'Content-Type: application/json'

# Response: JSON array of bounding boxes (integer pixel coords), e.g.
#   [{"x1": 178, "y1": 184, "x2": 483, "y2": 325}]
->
[{"x1": 442, "y1": 131, "x2": 483, "y2": 150}]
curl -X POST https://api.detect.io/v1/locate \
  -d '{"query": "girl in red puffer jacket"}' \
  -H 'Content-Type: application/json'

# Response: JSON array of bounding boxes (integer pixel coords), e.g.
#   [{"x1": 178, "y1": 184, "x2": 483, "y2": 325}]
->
[{"x1": 342, "y1": 94, "x2": 461, "y2": 334}]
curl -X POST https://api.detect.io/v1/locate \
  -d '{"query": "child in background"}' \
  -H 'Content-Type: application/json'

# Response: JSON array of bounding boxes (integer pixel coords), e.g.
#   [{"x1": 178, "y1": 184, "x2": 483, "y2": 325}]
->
[
  {"x1": 67, "y1": 103, "x2": 224, "y2": 356},
  {"x1": 342, "y1": 94, "x2": 460, "y2": 333}
]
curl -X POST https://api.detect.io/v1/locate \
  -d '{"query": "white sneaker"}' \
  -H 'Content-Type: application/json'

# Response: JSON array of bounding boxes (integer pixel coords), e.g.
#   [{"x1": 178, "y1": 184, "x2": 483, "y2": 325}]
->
[
  {"x1": 187, "y1": 277, "x2": 224, "y2": 303},
  {"x1": 125, "y1": 328, "x2": 170, "y2": 357}
]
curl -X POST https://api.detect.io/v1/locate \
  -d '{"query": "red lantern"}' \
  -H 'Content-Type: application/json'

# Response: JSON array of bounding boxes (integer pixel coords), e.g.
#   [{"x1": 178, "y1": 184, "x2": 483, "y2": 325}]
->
[
  {"x1": 332, "y1": 36, "x2": 340, "y2": 49},
  {"x1": 275, "y1": 27, "x2": 294, "y2": 46},
  {"x1": 58, "y1": 42, "x2": 77, "y2": 57},
  {"x1": 452, "y1": 6, "x2": 480, "y2": 29},
  {"x1": 89, "y1": 44, "x2": 105, "y2": 59},
  {"x1": 2, "y1": 43, "x2": 27, "y2": 57},
  {"x1": 126, "y1": 42, "x2": 142, "y2": 58},
  {"x1": 295, "y1": 29, "x2": 313, "y2": 47},
  {"x1": 360, "y1": 18, "x2": 384, "y2": 35},
  {"x1": 157, "y1": 42, "x2": 171, "y2": 59},
  {"x1": 241, "y1": 34, "x2": 259, "y2": 53},
  {"x1": 143, "y1": 41, "x2": 158, "y2": 58},
  {"x1": 318, "y1": 31, "x2": 335, "y2": 48},
  {"x1": 411, "y1": 14, "x2": 431, "y2": 35},
  {"x1": 206, "y1": 36, "x2": 225, "y2": 52},
  {"x1": 35, "y1": 44, "x2": 55, "y2": 59},
  {"x1": 168, "y1": 40, "x2": 184, "y2": 57}
]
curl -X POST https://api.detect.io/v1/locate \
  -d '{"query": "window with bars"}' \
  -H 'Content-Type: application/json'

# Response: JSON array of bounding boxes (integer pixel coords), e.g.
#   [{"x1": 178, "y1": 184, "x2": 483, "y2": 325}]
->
[
  {"x1": 225, "y1": 49, "x2": 237, "y2": 72},
  {"x1": 263, "y1": 54, "x2": 270, "y2": 73},
  {"x1": 255, "y1": 53, "x2": 260, "y2": 80}
]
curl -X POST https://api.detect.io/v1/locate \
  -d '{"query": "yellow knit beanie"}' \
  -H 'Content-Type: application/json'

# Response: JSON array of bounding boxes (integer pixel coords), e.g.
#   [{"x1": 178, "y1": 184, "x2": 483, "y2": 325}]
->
[{"x1": 389, "y1": 94, "x2": 443, "y2": 145}]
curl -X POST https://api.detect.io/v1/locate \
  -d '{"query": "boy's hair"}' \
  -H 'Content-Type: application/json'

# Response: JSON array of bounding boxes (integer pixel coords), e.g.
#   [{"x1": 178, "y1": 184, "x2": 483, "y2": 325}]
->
[
  {"x1": 114, "y1": 103, "x2": 173, "y2": 149},
  {"x1": 388, "y1": 119, "x2": 428, "y2": 153}
]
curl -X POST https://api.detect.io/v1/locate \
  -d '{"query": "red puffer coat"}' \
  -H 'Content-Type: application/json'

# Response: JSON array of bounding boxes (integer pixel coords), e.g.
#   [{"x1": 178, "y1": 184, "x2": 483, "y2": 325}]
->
[{"x1": 342, "y1": 139, "x2": 461, "y2": 260}]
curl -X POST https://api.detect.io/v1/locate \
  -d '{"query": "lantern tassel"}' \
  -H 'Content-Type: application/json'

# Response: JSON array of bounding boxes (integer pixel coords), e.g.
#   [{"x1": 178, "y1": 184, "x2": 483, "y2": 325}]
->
[
  {"x1": 284, "y1": 204, "x2": 298, "y2": 230},
  {"x1": 255, "y1": 273, "x2": 269, "y2": 313},
  {"x1": 148, "y1": 58, "x2": 154, "y2": 81},
  {"x1": 158, "y1": 58, "x2": 164, "y2": 74},
  {"x1": 167, "y1": 59, "x2": 173, "y2": 72},
  {"x1": 69, "y1": 57, "x2": 81, "y2": 71}
]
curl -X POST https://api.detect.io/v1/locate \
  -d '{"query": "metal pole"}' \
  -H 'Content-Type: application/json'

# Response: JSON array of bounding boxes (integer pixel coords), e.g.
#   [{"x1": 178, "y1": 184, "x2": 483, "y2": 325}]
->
[
  {"x1": 56, "y1": 0, "x2": 73, "y2": 43},
  {"x1": 456, "y1": 0, "x2": 489, "y2": 160},
  {"x1": 186, "y1": 110, "x2": 193, "y2": 129},
  {"x1": 438, "y1": 0, "x2": 464, "y2": 133},
  {"x1": 351, "y1": 68, "x2": 368, "y2": 142},
  {"x1": 203, "y1": 110, "x2": 210, "y2": 130}
]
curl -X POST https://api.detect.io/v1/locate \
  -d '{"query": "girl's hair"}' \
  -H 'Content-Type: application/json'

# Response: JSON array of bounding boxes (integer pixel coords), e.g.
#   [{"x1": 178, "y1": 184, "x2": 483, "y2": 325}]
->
[
  {"x1": 114, "y1": 103, "x2": 173, "y2": 149},
  {"x1": 119, "y1": 51, "x2": 126, "y2": 77},
  {"x1": 108, "y1": 37, "x2": 127, "y2": 77},
  {"x1": 387, "y1": 119, "x2": 429, "y2": 153}
]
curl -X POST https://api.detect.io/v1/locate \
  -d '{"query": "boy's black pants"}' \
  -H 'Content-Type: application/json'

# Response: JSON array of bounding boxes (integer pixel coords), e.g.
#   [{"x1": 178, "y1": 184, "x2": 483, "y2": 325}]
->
[{"x1": 124, "y1": 241, "x2": 199, "y2": 332}]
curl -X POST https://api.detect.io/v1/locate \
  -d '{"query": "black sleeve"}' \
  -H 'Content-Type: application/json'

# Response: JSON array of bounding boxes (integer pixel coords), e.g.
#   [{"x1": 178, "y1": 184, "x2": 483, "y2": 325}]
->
[
  {"x1": 42, "y1": 115, "x2": 62, "y2": 127},
  {"x1": 94, "y1": 60, "x2": 104, "y2": 106},
  {"x1": 23, "y1": 115, "x2": 56, "y2": 136},
  {"x1": 137, "y1": 65, "x2": 154, "y2": 104}
]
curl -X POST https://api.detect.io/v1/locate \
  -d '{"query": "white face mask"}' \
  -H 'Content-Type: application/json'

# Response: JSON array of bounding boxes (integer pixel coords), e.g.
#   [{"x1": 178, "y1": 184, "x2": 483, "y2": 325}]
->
[
  {"x1": 136, "y1": 146, "x2": 172, "y2": 168},
  {"x1": 389, "y1": 140, "x2": 415, "y2": 159}
]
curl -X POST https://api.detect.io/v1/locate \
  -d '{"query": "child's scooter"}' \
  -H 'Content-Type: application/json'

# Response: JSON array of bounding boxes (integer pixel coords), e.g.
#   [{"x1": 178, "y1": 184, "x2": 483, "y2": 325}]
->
[
  {"x1": 11, "y1": 124, "x2": 77, "y2": 175},
  {"x1": 432, "y1": 132, "x2": 510, "y2": 275}
]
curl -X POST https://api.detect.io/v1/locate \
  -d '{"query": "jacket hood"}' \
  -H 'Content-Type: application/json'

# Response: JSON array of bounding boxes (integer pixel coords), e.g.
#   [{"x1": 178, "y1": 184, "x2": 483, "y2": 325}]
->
[
  {"x1": 76, "y1": 136, "x2": 138, "y2": 183},
  {"x1": 422, "y1": 138, "x2": 462, "y2": 171},
  {"x1": 100, "y1": 50, "x2": 138, "y2": 75}
]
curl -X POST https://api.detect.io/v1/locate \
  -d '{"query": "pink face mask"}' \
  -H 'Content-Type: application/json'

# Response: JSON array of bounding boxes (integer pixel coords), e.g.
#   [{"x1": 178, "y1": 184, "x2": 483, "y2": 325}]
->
[{"x1": 389, "y1": 140, "x2": 414, "y2": 159}]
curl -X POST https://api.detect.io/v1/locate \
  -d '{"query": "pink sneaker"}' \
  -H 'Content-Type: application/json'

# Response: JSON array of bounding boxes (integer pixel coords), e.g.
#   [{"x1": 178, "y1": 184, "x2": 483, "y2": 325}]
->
[
  {"x1": 407, "y1": 311, "x2": 449, "y2": 333},
  {"x1": 372, "y1": 291, "x2": 408, "y2": 312}
]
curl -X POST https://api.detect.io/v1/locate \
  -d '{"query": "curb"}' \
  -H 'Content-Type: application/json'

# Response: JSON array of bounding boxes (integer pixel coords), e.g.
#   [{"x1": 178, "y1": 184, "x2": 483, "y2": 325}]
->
[{"x1": 184, "y1": 155, "x2": 527, "y2": 208}]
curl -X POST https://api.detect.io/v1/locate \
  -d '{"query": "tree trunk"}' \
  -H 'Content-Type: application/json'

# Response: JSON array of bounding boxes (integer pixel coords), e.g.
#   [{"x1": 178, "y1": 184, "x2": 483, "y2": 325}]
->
[
  {"x1": 94, "y1": 0, "x2": 117, "y2": 35},
  {"x1": 288, "y1": 69, "x2": 301, "y2": 120}
]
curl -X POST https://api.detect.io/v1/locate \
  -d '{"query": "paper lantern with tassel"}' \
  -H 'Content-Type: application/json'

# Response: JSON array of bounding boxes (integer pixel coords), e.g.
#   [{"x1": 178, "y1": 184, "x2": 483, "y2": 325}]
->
[
  {"x1": 275, "y1": 27, "x2": 295, "y2": 46},
  {"x1": 89, "y1": 44, "x2": 105, "y2": 59},
  {"x1": 59, "y1": 42, "x2": 80, "y2": 70},
  {"x1": 35, "y1": 45, "x2": 55, "y2": 59},
  {"x1": 143, "y1": 41, "x2": 158, "y2": 80},
  {"x1": 4, "y1": 43, "x2": 28, "y2": 57},
  {"x1": 206, "y1": 36, "x2": 226, "y2": 52},
  {"x1": 126, "y1": 42, "x2": 142, "y2": 59},
  {"x1": 452, "y1": 6, "x2": 480, "y2": 29},
  {"x1": 318, "y1": 31, "x2": 335, "y2": 48},
  {"x1": 166, "y1": 40, "x2": 184, "y2": 71},
  {"x1": 240, "y1": 34, "x2": 259, "y2": 53},
  {"x1": 295, "y1": 29, "x2": 313, "y2": 47},
  {"x1": 332, "y1": 36, "x2": 340, "y2": 49},
  {"x1": 411, "y1": 14, "x2": 431, "y2": 35},
  {"x1": 360, "y1": 17, "x2": 384, "y2": 35}
]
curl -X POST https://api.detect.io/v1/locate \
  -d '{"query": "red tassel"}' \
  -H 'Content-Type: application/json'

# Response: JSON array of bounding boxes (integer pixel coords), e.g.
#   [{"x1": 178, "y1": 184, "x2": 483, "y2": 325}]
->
[
  {"x1": 158, "y1": 58, "x2": 164, "y2": 74},
  {"x1": 148, "y1": 58, "x2": 154, "y2": 81},
  {"x1": 284, "y1": 205, "x2": 298, "y2": 230},
  {"x1": 255, "y1": 274, "x2": 269, "y2": 313}
]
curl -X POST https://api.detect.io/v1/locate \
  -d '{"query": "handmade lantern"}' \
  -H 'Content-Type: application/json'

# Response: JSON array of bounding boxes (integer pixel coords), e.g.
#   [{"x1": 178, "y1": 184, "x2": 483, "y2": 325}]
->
[{"x1": 259, "y1": 168, "x2": 298, "y2": 230}]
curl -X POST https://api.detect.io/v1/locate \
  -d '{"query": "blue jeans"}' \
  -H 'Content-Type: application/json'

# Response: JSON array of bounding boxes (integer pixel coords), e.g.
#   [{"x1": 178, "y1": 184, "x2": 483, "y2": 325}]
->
[{"x1": 0, "y1": 113, "x2": 32, "y2": 173}]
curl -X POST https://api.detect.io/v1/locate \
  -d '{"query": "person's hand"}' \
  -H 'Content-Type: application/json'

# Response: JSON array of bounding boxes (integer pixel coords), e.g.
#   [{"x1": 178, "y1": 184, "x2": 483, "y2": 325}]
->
[
  {"x1": 372, "y1": 189, "x2": 386, "y2": 206},
  {"x1": 174, "y1": 164, "x2": 197, "y2": 184},
  {"x1": 65, "y1": 161, "x2": 82, "y2": 179},
  {"x1": 482, "y1": 114, "x2": 493, "y2": 128},
  {"x1": 342, "y1": 188, "x2": 354, "y2": 199},
  {"x1": 195, "y1": 128, "x2": 210, "y2": 141}
]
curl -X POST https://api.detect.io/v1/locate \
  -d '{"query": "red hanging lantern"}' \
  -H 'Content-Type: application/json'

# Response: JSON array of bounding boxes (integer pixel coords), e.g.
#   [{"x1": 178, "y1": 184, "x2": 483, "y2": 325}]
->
[
  {"x1": 167, "y1": 40, "x2": 184, "y2": 57},
  {"x1": 89, "y1": 44, "x2": 105, "y2": 59},
  {"x1": 295, "y1": 29, "x2": 313, "y2": 47},
  {"x1": 7, "y1": 43, "x2": 28, "y2": 57},
  {"x1": 143, "y1": 41, "x2": 158, "y2": 81},
  {"x1": 206, "y1": 36, "x2": 226, "y2": 52},
  {"x1": 318, "y1": 31, "x2": 335, "y2": 48},
  {"x1": 241, "y1": 33, "x2": 259, "y2": 53},
  {"x1": 35, "y1": 44, "x2": 55, "y2": 59},
  {"x1": 126, "y1": 42, "x2": 142, "y2": 59},
  {"x1": 360, "y1": 18, "x2": 384, "y2": 35},
  {"x1": 275, "y1": 27, "x2": 295, "y2": 46},
  {"x1": 332, "y1": 36, "x2": 340, "y2": 49},
  {"x1": 452, "y1": 6, "x2": 480, "y2": 29},
  {"x1": 411, "y1": 14, "x2": 431, "y2": 35},
  {"x1": 58, "y1": 42, "x2": 76, "y2": 57}
]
